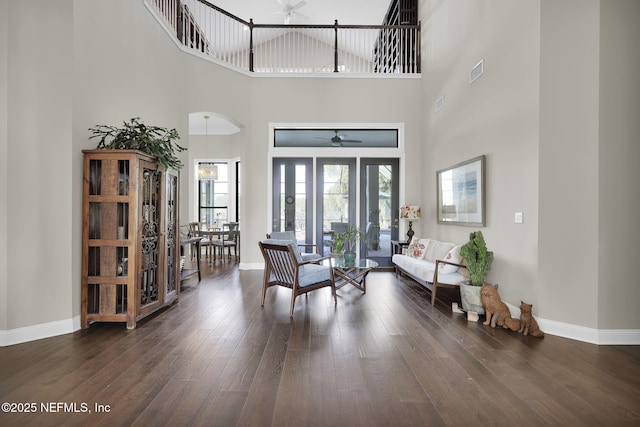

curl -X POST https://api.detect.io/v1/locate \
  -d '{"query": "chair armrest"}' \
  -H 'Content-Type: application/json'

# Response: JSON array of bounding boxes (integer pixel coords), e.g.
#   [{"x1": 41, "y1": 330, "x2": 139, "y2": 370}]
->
[
  {"x1": 433, "y1": 259, "x2": 467, "y2": 285},
  {"x1": 435, "y1": 259, "x2": 466, "y2": 269},
  {"x1": 299, "y1": 255, "x2": 332, "y2": 266},
  {"x1": 298, "y1": 243, "x2": 317, "y2": 249}
]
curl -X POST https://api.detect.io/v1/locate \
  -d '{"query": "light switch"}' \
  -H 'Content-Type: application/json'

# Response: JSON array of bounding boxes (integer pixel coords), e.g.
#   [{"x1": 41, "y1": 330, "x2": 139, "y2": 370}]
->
[{"x1": 515, "y1": 212, "x2": 523, "y2": 223}]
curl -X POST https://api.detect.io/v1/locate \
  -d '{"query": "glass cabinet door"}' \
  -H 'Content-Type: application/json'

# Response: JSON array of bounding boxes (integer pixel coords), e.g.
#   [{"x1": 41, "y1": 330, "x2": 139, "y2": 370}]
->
[{"x1": 138, "y1": 161, "x2": 162, "y2": 312}]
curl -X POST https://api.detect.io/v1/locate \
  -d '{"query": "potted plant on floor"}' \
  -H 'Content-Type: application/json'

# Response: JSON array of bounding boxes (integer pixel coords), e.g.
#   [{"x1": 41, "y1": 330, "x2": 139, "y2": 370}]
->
[
  {"x1": 459, "y1": 230, "x2": 494, "y2": 314},
  {"x1": 88, "y1": 117, "x2": 186, "y2": 170}
]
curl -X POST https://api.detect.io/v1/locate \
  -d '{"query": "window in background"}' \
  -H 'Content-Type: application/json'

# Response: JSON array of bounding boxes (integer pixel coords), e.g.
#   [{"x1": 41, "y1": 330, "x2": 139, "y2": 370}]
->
[{"x1": 198, "y1": 162, "x2": 228, "y2": 228}]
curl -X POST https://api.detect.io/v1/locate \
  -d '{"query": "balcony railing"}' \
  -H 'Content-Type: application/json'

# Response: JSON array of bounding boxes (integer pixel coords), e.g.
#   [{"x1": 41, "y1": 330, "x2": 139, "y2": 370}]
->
[{"x1": 147, "y1": 0, "x2": 420, "y2": 74}]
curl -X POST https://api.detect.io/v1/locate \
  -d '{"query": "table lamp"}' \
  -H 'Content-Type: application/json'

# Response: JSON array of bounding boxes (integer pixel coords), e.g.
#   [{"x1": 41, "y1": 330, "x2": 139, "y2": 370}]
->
[{"x1": 400, "y1": 205, "x2": 421, "y2": 243}]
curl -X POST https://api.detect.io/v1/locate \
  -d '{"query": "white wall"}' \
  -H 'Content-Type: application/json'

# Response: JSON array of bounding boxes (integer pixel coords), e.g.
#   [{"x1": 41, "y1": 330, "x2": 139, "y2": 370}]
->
[
  {"x1": 539, "y1": 0, "x2": 600, "y2": 327},
  {"x1": 597, "y1": 0, "x2": 640, "y2": 329},
  {"x1": 420, "y1": 0, "x2": 541, "y2": 308},
  {"x1": 3, "y1": 0, "x2": 74, "y2": 336},
  {"x1": 0, "y1": 0, "x2": 8, "y2": 331}
]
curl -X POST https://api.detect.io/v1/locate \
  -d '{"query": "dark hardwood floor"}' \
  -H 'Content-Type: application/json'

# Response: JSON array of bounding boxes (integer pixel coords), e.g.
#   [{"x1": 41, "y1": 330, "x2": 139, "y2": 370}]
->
[{"x1": 1, "y1": 261, "x2": 639, "y2": 426}]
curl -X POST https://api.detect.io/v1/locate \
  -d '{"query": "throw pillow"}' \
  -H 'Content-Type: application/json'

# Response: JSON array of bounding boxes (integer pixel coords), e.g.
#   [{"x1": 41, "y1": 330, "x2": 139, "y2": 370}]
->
[
  {"x1": 423, "y1": 239, "x2": 438, "y2": 262},
  {"x1": 438, "y1": 245, "x2": 462, "y2": 274},
  {"x1": 406, "y1": 238, "x2": 427, "y2": 259}
]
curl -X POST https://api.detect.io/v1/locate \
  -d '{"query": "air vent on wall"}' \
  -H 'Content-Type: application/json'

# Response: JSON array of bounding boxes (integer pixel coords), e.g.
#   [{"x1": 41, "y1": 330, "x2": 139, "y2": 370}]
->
[
  {"x1": 435, "y1": 95, "x2": 445, "y2": 112},
  {"x1": 469, "y1": 59, "x2": 484, "y2": 84}
]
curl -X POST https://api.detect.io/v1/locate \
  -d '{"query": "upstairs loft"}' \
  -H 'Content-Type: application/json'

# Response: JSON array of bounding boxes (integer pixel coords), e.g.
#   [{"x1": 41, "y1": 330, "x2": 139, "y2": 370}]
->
[{"x1": 146, "y1": 0, "x2": 421, "y2": 75}]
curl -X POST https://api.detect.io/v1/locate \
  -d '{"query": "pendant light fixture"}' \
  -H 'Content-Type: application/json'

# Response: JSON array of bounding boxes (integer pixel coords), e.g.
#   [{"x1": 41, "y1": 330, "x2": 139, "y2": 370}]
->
[{"x1": 198, "y1": 114, "x2": 218, "y2": 180}]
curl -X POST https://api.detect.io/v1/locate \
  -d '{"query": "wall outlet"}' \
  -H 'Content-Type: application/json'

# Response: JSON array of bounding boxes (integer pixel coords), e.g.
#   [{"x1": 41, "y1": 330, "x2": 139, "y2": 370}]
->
[{"x1": 515, "y1": 212, "x2": 523, "y2": 223}]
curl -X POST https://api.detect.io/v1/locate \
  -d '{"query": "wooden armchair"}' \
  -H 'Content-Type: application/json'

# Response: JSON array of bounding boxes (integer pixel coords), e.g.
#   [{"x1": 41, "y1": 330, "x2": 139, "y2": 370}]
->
[{"x1": 259, "y1": 239, "x2": 337, "y2": 317}]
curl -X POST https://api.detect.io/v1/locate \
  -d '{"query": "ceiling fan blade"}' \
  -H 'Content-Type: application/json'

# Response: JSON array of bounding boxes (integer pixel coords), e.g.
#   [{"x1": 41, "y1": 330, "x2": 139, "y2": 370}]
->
[
  {"x1": 290, "y1": 0, "x2": 307, "y2": 10},
  {"x1": 340, "y1": 139, "x2": 363, "y2": 143}
]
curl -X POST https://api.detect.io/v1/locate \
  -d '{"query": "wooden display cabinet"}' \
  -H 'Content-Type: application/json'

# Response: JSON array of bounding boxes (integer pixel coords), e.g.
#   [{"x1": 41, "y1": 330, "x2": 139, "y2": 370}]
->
[{"x1": 81, "y1": 150, "x2": 180, "y2": 329}]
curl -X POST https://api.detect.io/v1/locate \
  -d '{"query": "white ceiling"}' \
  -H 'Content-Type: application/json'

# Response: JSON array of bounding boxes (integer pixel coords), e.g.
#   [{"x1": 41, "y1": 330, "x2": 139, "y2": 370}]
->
[{"x1": 210, "y1": 0, "x2": 392, "y2": 25}]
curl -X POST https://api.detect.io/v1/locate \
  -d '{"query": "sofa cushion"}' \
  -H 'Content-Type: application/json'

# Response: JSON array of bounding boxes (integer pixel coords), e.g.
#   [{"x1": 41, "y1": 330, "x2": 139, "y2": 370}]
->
[
  {"x1": 433, "y1": 241, "x2": 456, "y2": 261},
  {"x1": 394, "y1": 252, "x2": 467, "y2": 286},
  {"x1": 423, "y1": 239, "x2": 437, "y2": 261},
  {"x1": 393, "y1": 253, "x2": 436, "y2": 282},
  {"x1": 298, "y1": 264, "x2": 332, "y2": 287},
  {"x1": 406, "y1": 238, "x2": 428, "y2": 259},
  {"x1": 438, "y1": 245, "x2": 462, "y2": 274}
]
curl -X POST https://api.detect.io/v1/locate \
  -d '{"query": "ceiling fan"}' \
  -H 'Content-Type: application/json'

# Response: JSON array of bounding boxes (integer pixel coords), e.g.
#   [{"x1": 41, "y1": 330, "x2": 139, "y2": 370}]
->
[
  {"x1": 274, "y1": 0, "x2": 309, "y2": 24},
  {"x1": 317, "y1": 130, "x2": 363, "y2": 147}
]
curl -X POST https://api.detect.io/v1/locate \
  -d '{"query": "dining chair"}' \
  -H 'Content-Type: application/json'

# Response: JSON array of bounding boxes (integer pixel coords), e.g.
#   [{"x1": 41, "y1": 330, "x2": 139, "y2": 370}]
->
[
  {"x1": 188, "y1": 222, "x2": 212, "y2": 260},
  {"x1": 211, "y1": 222, "x2": 239, "y2": 262},
  {"x1": 259, "y1": 239, "x2": 336, "y2": 317},
  {"x1": 326, "y1": 222, "x2": 349, "y2": 253}
]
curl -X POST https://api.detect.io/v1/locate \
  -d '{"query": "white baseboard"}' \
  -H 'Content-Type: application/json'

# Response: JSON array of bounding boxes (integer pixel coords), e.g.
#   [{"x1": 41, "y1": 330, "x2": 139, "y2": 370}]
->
[
  {"x1": 239, "y1": 262, "x2": 264, "y2": 270},
  {"x1": 0, "y1": 316, "x2": 81, "y2": 347},
  {"x1": 505, "y1": 302, "x2": 640, "y2": 345}
]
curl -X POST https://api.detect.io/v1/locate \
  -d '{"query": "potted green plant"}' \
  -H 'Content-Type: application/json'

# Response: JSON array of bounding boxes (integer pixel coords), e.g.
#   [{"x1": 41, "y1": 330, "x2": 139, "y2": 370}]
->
[
  {"x1": 458, "y1": 231, "x2": 494, "y2": 314},
  {"x1": 332, "y1": 233, "x2": 347, "y2": 254},
  {"x1": 341, "y1": 224, "x2": 364, "y2": 264},
  {"x1": 88, "y1": 117, "x2": 186, "y2": 170}
]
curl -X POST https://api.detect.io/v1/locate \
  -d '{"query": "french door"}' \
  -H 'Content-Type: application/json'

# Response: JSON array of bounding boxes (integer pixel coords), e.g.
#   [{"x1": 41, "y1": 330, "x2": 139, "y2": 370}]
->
[
  {"x1": 359, "y1": 158, "x2": 399, "y2": 267},
  {"x1": 316, "y1": 159, "x2": 356, "y2": 255},
  {"x1": 271, "y1": 158, "x2": 314, "y2": 246},
  {"x1": 272, "y1": 157, "x2": 399, "y2": 265}
]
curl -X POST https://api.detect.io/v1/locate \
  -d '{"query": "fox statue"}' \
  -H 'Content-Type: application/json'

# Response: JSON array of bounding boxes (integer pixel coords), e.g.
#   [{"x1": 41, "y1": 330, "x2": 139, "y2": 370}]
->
[
  {"x1": 518, "y1": 301, "x2": 544, "y2": 337},
  {"x1": 480, "y1": 283, "x2": 520, "y2": 331}
]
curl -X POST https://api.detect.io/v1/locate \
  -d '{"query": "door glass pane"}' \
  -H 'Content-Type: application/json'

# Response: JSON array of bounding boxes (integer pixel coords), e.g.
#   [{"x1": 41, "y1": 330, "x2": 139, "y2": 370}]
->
[
  {"x1": 272, "y1": 159, "x2": 313, "y2": 246},
  {"x1": 361, "y1": 159, "x2": 399, "y2": 266},
  {"x1": 321, "y1": 163, "x2": 352, "y2": 254}
]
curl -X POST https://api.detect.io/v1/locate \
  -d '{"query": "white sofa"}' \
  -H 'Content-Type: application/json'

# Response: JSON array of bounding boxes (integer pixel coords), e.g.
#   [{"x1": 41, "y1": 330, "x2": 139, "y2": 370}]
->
[{"x1": 392, "y1": 238, "x2": 468, "y2": 306}]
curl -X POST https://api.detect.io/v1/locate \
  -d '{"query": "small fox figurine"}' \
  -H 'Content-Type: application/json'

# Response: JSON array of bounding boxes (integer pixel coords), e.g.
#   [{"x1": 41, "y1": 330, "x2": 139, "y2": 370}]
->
[{"x1": 518, "y1": 301, "x2": 544, "y2": 337}]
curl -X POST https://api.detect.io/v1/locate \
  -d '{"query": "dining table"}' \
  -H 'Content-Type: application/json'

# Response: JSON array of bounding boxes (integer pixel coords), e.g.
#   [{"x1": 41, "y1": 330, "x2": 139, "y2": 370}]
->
[{"x1": 197, "y1": 228, "x2": 240, "y2": 263}]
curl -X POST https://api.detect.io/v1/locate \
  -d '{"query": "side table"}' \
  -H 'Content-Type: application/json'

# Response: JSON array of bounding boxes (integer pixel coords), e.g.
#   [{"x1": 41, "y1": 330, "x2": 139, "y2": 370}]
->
[
  {"x1": 180, "y1": 237, "x2": 202, "y2": 282},
  {"x1": 391, "y1": 240, "x2": 409, "y2": 255},
  {"x1": 323, "y1": 258, "x2": 378, "y2": 293}
]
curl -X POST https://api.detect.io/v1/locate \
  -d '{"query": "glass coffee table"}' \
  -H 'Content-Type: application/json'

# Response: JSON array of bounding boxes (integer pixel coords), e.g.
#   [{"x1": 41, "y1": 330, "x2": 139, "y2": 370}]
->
[{"x1": 323, "y1": 258, "x2": 378, "y2": 293}]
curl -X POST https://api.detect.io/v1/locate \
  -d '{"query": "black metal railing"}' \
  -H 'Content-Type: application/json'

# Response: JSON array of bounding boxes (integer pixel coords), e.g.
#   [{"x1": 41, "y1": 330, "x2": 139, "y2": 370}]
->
[{"x1": 147, "y1": 0, "x2": 420, "y2": 74}]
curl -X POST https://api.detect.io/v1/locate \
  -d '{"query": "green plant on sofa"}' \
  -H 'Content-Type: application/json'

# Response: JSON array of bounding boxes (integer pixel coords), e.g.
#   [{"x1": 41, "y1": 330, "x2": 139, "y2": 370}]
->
[
  {"x1": 88, "y1": 117, "x2": 186, "y2": 170},
  {"x1": 459, "y1": 230, "x2": 494, "y2": 286}
]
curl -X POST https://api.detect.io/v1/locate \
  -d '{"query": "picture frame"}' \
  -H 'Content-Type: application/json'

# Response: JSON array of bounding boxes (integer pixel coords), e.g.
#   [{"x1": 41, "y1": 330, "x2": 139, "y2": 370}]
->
[{"x1": 436, "y1": 155, "x2": 486, "y2": 226}]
